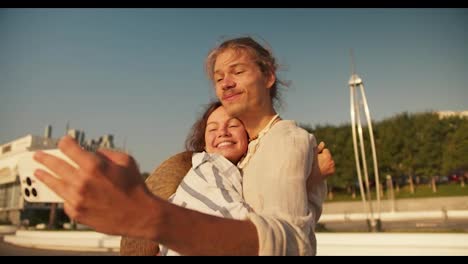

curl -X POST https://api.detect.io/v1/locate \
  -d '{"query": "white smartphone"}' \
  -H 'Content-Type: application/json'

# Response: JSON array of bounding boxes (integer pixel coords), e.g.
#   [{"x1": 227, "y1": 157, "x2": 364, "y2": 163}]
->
[{"x1": 17, "y1": 149, "x2": 78, "y2": 203}]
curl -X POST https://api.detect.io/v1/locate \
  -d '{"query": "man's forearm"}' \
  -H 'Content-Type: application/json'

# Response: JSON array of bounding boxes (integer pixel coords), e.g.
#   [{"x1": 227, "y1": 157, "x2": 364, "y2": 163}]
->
[{"x1": 145, "y1": 196, "x2": 259, "y2": 255}]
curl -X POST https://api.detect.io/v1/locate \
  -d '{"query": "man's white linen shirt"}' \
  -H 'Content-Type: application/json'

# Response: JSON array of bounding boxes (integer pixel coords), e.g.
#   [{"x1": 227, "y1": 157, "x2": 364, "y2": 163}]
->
[{"x1": 239, "y1": 118, "x2": 327, "y2": 256}]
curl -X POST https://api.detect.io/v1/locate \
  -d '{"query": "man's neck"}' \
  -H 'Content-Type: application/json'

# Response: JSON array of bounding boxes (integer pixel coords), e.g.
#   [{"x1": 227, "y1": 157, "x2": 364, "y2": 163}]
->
[{"x1": 240, "y1": 108, "x2": 277, "y2": 141}]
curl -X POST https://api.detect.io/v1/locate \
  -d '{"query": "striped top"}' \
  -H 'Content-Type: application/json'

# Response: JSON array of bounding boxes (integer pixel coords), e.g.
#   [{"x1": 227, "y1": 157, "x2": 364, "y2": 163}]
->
[{"x1": 160, "y1": 151, "x2": 253, "y2": 256}]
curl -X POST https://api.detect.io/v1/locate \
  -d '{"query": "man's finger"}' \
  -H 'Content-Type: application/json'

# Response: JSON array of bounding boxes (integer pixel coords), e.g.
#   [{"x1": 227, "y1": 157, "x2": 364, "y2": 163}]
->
[
  {"x1": 96, "y1": 148, "x2": 132, "y2": 167},
  {"x1": 58, "y1": 135, "x2": 101, "y2": 170},
  {"x1": 34, "y1": 150, "x2": 77, "y2": 182},
  {"x1": 63, "y1": 202, "x2": 81, "y2": 223},
  {"x1": 317, "y1": 141, "x2": 325, "y2": 153},
  {"x1": 34, "y1": 168, "x2": 71, "y2": 201}
]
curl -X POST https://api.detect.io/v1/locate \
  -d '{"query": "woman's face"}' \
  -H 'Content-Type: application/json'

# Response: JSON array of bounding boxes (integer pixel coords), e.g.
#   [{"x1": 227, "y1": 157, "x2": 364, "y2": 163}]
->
[{"x1": 205, "y1": 106, "x2": 248, "y2": 164}]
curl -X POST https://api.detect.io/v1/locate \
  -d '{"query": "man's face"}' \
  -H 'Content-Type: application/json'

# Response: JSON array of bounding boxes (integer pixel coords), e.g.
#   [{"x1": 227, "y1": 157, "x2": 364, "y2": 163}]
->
[
  {"x1": 213, "y1": 49, "x2": 274, "y2": 118},
  {"x1": 205, "y1": 106, "x2": 248, "y2": 164}
]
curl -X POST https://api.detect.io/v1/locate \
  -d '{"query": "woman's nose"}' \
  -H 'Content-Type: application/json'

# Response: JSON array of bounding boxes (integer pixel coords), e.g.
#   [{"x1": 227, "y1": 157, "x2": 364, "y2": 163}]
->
[{"x1": 217, "y1": 126, "x2": 230, "y2": 137}]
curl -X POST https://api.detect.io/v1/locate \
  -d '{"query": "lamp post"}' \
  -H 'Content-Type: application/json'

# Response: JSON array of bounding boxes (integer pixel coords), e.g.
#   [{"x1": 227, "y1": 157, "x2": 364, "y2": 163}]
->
[{"x1": 386, "y1": 175, "x2": 396, "y2": 213}]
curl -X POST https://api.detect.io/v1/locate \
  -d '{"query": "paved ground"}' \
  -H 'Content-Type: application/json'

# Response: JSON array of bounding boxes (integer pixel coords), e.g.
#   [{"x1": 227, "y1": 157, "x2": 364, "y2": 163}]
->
[
  {"x1": 0, "y1": 236, "x2": 118, "y2": 256},
  {"x1": 320, "y1": 218, "x2": 468, "y2": 233},
  {"x1": 323, "y1": 196, "x2": 468, "y2": 214},
  {"x1": 316, "y1": 233, "x2": 468, "y2": 256}
]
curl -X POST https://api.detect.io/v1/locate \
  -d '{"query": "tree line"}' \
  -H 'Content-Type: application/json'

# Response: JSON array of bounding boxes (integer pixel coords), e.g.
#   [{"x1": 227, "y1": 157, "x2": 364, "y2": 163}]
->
[{"x1": 301, "y1": 112, "x2": 468, "y2": 194}]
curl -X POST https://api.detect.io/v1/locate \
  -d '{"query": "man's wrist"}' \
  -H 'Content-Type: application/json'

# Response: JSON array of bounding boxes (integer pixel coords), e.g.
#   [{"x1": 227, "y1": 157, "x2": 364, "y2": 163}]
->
[{"x1": 127, "y1": 188, "x2": 166, "y2": 242}]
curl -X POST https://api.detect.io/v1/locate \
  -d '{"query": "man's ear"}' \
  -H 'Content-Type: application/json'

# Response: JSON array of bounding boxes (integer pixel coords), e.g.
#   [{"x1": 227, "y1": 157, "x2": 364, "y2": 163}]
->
[{"x1": 266, "y1": 72, "x2": 276, "y2": 89}]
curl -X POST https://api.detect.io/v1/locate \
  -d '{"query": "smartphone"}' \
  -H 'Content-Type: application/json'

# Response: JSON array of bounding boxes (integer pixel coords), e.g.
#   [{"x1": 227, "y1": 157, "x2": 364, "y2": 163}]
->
[{"x1": 17, "y1": 149, "x2": 78, "y2": 203}]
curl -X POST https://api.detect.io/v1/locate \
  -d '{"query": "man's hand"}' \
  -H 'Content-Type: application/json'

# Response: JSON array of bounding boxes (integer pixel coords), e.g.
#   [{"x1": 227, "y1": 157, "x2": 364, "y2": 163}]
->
[
  {"x1": 308, "y1": 141, "x2": 335, "y2": 188},
  {"x1": 33, "y1": 135, "x2": 157, "y2": 238},
  {"x1": 317, "y1": 141, "x2": 335, "y2": 178}
]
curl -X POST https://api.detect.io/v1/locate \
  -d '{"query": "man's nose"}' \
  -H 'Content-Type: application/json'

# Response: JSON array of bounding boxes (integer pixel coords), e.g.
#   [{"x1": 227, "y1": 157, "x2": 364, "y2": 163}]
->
[{"x1": 221, "y1": 76, "x2": 235, "y2": 90}]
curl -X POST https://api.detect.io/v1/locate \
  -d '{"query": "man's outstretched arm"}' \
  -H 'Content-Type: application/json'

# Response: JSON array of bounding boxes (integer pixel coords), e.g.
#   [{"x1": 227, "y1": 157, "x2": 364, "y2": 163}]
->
[{"x1": 34, "y1": 135, "x2": 258, "y2": 255}]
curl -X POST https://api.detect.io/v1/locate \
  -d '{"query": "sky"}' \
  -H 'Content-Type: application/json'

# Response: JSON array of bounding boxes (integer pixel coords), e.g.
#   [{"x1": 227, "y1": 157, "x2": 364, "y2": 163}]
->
[{"x1": 0, "y1": 8, "x2": 467, "y2": 173}]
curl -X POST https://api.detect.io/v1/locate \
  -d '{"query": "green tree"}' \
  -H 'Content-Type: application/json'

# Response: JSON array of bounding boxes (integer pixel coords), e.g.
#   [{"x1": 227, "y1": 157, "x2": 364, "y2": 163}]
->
[
  {"x1": 442, "y1": 118, "x2": 468, "y2": 175},
  {"x1": 413, "y1": 113, "x2": 443, "y2": 185},
  {"x1": 301, "y1": 123, "x2": 356, "y2": 199},
  {"x1": 376, "y1": 116, "x2": 403, "y2": 179},
  {"x1": 301, "y1": 112, "x2": 468, "y2": 198}
]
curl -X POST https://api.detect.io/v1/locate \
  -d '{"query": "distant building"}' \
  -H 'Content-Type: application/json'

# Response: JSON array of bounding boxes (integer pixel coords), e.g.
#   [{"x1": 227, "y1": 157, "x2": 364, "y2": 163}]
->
[
  {"x1": 435, "y1": 111, "x2": 468, "y2": 119},
  {"x1": 0, "y1": 126, "x2": 120, "y2": 226}
]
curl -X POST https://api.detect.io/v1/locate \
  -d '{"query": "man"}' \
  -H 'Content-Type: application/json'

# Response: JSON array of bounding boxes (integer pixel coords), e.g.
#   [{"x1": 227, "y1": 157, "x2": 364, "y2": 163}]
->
[
  {"x1": 206, "y1": 37, "x2": 329, "y2": 255},
  {"x1": 34, "y1": 36, "x2": 334, "y2": 255}
]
